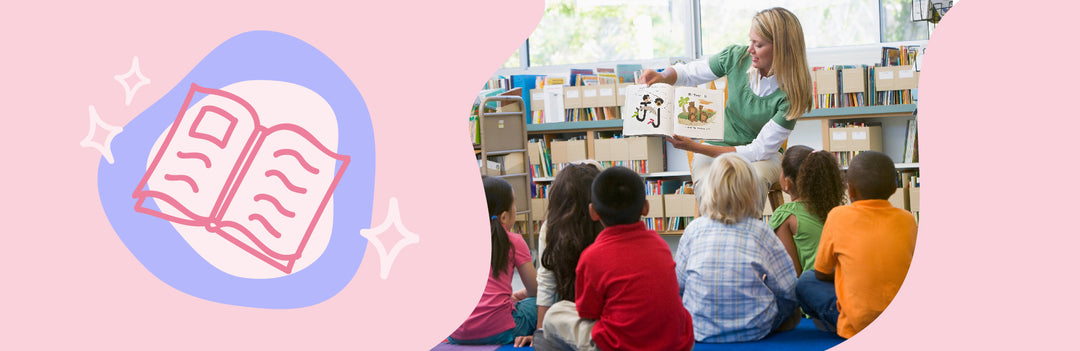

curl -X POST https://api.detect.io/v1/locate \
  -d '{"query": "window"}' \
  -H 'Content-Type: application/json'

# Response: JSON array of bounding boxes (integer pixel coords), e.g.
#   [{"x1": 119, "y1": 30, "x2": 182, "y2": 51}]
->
[
  {"x1": 882, "y1": 0, "x2": 930, "y2": 42},
  {"x1": 503, "y1": 0, "x2": 922, "y2": 69},
  {"x1": 700, "y1": 0, "x2": 880, "y2": 55},
  {"x1": 527, "y1": 0, "x2": 691, "y2": 66}
]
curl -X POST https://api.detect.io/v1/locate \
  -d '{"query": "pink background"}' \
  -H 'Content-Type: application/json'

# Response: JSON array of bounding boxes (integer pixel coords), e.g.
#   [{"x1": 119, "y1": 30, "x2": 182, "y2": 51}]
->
[{"x1": 2, "y1": 0, "x2": 1076, "y2": 349}]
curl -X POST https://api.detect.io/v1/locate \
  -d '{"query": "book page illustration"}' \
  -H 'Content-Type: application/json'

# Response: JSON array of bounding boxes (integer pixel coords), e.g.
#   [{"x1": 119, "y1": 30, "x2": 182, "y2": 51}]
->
[
  {"x1": 622, "y1": 84, "x2": 676, "y2": 137},
  {"x1": 134, "y1": 80, "x2": 348, "y2": 278},
  {"x1": 673, "y1": 86, "x2": 724, "y2": 140},
  {"x1": 134, "y1": 85, "x2": 259, "y2": 226},
  {"x1": 214, "y1": 124, "x2": 349, "y2": 274}
]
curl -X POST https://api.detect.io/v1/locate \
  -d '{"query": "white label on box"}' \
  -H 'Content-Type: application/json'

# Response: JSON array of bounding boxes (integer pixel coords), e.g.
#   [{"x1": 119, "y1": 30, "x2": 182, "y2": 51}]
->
[
  {"x1": 899, "y1": 70, "x2": 915, "y2": 78},
  {"x1": 498, "y1": 119, "x2": 505, "y2": 129},
  {"x1": 584, "y1": 90, "x2": 597, "y2": 97},
  {"x1": 533, "y1": 93, "x2": 545, "y2": 101},
  {"x1": 832, "y1": 132, "x2": 848, "y2": 141},
  {"x1": 852, "y1": 131, "x2": 867, "y2": 140},
  {"x1": 566, "y1": 90, "x2": 579, "y2": 98},
  {"x1": 600, "y1": 88, "x2": 613, "y2": 96},
  {"x1": 879, "y1": 71, "x2": 894, "y2": 80}
]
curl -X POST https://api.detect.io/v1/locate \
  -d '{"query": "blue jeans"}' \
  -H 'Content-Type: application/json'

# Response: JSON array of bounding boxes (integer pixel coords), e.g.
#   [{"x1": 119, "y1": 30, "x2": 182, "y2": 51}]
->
[
  {"x1": 796, "y1": 270, "x2": 840, "y2": 334},
  {"x1": 447, "y1": 297, "x2": 538, "y2": 345}
]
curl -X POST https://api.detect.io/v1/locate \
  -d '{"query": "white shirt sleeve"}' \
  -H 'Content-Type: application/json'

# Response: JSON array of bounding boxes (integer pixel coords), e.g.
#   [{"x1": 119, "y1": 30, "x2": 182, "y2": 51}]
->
[
  {"x1": 671, "y1": 59, "x2": 720, "y2": 87},
  {"x1": 734, "y1": 120, "x2": 793, "y2": 162},
  {"x1": 535, "y1": 223, "x2": 556, "y2": 307}
]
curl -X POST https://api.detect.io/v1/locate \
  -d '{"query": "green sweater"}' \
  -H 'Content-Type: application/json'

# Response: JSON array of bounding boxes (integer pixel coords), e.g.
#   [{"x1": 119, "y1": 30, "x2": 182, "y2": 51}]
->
[
  {"x1": 705, "y1": 45, "x2": 796, "y2": 147},
  {"x1": 768, "y1": 200, "x2": 824, "y2": 271}
]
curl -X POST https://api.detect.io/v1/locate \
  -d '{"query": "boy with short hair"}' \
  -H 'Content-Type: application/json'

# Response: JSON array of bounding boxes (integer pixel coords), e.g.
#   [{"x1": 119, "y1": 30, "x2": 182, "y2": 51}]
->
[
  {"x1": 542, "y1": 166, "x2": 694, "y2": 351},
  {"x1": 796, "y1": 151, "x2": 918, "y2": 338}
]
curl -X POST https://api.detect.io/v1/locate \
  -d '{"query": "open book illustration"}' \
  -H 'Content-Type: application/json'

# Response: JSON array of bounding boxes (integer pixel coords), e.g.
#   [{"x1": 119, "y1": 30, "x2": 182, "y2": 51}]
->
[
  {"x1": 621, "y1": 83, "x2": 724, "y2": 140},
  {"x1": 132, "y1": 83, "x2": 350, "y2": 274}
]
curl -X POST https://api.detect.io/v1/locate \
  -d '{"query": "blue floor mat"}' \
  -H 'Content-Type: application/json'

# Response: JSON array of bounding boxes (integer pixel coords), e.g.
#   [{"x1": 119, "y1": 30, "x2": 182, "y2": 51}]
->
[{"x1": 490, "y1": 318, "x2": 844, "y2": 351}]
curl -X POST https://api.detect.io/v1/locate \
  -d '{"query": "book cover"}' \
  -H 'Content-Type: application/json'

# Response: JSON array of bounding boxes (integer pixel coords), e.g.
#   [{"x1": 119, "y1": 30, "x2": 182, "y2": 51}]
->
[
  {"x1": 620, "y1": 83, "x2": 724, "y2": 140},
  {"x1": 132, "y1": 83, "x2": 350, "y2": 274},
  {"x1": 616, "y1": 63, "x2": 643, "y2": 84}
]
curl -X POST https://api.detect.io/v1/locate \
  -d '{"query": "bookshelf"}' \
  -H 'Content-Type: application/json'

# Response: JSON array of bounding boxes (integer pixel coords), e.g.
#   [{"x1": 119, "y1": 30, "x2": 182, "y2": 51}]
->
[
  {"x1": 522, "y1": 102, "x2": 921, "y2": 236},
  {"x1": 525, "y1": 120, "x2": 695, "y2": 235},
  {"x1": 474, "y1": 94, "x2": 535, "y2": 248},
  {"x1": 802, "y1": 104, "x2": 920, "y2": 214}
]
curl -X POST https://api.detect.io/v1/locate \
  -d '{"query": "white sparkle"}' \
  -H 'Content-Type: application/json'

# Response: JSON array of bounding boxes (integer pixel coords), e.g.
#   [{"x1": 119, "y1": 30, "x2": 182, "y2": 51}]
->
[
  {"x1": 360, "y1": 197, "x2": 421, "y2": 279},
  {"x1": 80, "y1": 105, "x2": 123, "y2": 164},
  {"x1": 114, "y1": 56, "x2": 151, "y2": 106}
]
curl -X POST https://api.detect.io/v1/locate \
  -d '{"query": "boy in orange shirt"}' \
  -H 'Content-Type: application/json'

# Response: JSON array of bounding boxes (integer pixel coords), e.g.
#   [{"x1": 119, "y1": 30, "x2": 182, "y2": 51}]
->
[{"x1": 795, "y1": 151, "x2": 917, "y2": 339}]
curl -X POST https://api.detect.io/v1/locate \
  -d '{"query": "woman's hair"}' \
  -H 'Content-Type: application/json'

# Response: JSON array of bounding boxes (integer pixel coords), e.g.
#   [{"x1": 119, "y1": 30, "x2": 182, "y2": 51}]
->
[
  {"x1": 482, "y1": 175, "x2": 515, "y2": 279},
  {"x1": 796, "y1": 150, "x2": 847, "y2": 221},
  {"x1": 751, "y1": 7, "x2": 813, "y2": 121},
  {"x1": 780, "y1": 145, "x2": 814, "y2": 195},
  {"x1": 699, "y1": 153, "x2": 762, "y2": 224},
  {"x1": 541, "y1": 163, "x2": 604, "y2": 301}
]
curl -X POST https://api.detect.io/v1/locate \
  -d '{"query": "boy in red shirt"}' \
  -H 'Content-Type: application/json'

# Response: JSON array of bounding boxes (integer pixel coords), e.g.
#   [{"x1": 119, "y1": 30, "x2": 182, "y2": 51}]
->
[{"x1": 541, "y1": 167, "x2": 694, "y2": 351}]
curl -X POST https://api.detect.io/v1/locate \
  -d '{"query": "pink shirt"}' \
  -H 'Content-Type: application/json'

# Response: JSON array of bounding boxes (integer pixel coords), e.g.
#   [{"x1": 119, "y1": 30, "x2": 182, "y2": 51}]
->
[{"x1": 450, "y1": 230, "x2": 532, "y2": 340}]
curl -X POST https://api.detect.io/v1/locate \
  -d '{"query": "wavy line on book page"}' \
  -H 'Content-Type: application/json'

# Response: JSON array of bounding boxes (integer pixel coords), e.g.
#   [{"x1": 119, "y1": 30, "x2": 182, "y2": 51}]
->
[
  {"x1": 253, "y1": 193, "x2": 295, "y2": 218},
  {"x1": 176, "y1": 151, "x2": 212, "y2": 168},
  {"x1": 215, "y1": 220, "x2": 301, "y2": 261},
  {"x1": 273, "y1": 149, "x2": 320, "y2": 174},
  {"x1": 164, "y1": 174, "x2": 199, "y2": 193},
  {"x1": 264, "y1": 170, "x2": 307, "y2": 194},
  {"x1": 132, "y1": 194, "x2": 207, "y2": 227},
  {"x1": 247, "y1": 214, "x2": 283, "y2": 238}
]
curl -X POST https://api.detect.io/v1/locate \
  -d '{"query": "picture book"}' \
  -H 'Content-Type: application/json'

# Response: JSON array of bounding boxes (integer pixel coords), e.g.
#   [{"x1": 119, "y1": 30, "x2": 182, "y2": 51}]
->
[
  {"x1": 620, "y1": 83, "x2": 724, "y2": 140},
  {"x1": 132, "y1": 83, "x2": 350, "y2": 274}
]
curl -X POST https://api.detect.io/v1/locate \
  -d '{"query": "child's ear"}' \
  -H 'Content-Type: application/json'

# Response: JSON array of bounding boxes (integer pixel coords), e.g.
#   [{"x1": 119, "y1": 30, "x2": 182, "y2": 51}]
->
[
  {"x1": 640, "y1": 201, "x2": 650, "y2": 217},
  {"x1": 499, "y1": 210, "x2": 513, "y2": 225},
  {"x1": 588, "y1": 203, "x2": 600, "y2": 221}
]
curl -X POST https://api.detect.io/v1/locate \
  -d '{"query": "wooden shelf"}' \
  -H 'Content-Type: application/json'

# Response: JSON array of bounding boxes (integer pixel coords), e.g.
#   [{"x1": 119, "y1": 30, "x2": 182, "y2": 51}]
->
[
  {"x1": 532, "y1": 170, "x2": 690, "y2": 183},
  {"x1": 526, "y1": 119, "x2": 623, "y2": 133},
  {"x1": 801, "y1": 104, "x2": 916, "y2": 120},
  {"x1": 658, "y1": 231, "x2": 684, "y2": 236},
  {"x1": 807, "y1": 104, "x2": 917, "y2": 153},
  {"x1": 486, "y1": 149, "x2": 527, "y2": 157},
  {"x1": 839, "y1": 162, "x2": 919, "y2": 171}
]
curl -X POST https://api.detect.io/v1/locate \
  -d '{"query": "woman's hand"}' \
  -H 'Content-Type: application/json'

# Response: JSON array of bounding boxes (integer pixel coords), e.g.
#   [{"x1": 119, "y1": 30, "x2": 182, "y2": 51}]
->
[
  {"x1": 665, "y1": 135, "x2": 697, "y2": 152},
  {"x1": 638, "y1": 68, "x2": 676, "y2": 86},
  {"x1": 514, "y1": 335, "x2": 533, "y2": 347}
]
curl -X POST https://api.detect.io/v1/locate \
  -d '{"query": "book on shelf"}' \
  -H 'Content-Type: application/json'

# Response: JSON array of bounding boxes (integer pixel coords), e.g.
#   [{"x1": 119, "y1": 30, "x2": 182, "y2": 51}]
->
[
  {"x1": 511, "y1": 74, "x2": 544, "y2": 124},
  {"x1": 620, "y1": 83, "x2": 725, "y2": 140},
  {"x1": 903, "y1": 118, "x2": 919, "y2": 163},
  {"x1": 133, "y1": 83, "x2": 350, "y2": 274},
  {"x1": 616, "y1": 63, "x2": 643, "y2": 84},
  {"x1": 542, "y1": 85, "x2": 566, "y2": 123}
]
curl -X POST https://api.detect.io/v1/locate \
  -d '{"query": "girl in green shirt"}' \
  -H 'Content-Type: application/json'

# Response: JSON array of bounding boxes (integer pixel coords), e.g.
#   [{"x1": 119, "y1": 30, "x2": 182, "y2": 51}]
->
[{"x1": 769, "y1": 145, "x2": 846, "y2": 274}]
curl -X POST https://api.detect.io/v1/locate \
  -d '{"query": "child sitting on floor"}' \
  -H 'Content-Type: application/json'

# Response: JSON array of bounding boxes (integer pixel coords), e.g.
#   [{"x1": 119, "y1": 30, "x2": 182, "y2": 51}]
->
[
  {"x1": 796, "y1": 151, "x2": 918, "y2": 339},
  {"x1": 769, "y1": 146, "x2": 846, "y2": 275},
  {"x1": 447, "y1": 176, "x2": 538, "y2": 346},
  {"x1": 675, "y1": 153, "x2": 800, "y2": 343},
  {"x1": 532, "y1": 161, "x2": 605, "y2": 349},
  {"x1": 543, "y1": 166, "x2": 694, "y2": 351}
]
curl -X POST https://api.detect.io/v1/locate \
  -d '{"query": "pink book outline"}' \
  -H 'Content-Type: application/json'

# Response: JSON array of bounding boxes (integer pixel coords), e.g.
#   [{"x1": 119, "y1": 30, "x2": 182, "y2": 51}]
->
[{"x1": 133, "y1": 83, "x2": 350, "y2": 274}]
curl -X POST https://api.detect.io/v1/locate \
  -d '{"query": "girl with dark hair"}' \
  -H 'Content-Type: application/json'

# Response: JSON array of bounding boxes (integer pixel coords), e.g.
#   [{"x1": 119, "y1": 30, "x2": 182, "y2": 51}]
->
[
  {"x1": 448, "y1": 176, "x2": 538, "y2": 346},
  {"x1": 532, "y1": 162, "x2": 605, "y2": 349},
  {"x1": 769, "y1": 146, "x2": 846, "y2": 275}
]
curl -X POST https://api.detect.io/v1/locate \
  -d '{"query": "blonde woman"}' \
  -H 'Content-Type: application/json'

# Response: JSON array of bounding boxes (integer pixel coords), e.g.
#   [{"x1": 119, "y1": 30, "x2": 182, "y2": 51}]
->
[
  {"x1": 640, "y1": 7, "x2": 813, "y2": 200},
  {"x1": 674, "y1": 153, "x2": 800, "y2": 343}
]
